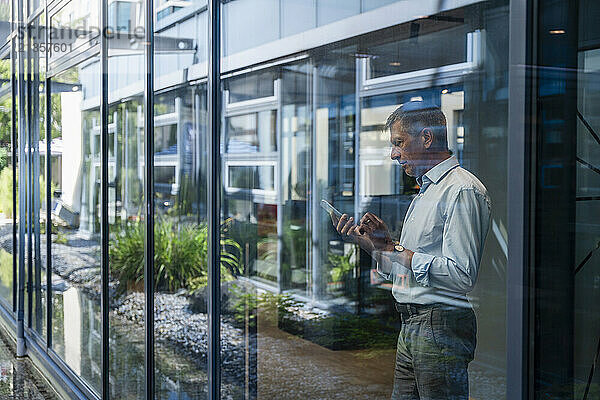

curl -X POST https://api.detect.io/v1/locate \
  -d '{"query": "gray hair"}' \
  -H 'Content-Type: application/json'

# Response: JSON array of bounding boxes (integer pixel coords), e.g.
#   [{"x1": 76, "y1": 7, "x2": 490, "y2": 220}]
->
[{"x1": 385, "y1": 101, "x2": 448, "y2": 151}]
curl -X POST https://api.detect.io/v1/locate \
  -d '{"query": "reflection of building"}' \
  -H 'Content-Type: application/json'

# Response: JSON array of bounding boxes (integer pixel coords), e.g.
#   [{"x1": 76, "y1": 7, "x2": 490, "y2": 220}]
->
[{"x1": 72, "y1": 3, "x2": 490, "y2": 302}]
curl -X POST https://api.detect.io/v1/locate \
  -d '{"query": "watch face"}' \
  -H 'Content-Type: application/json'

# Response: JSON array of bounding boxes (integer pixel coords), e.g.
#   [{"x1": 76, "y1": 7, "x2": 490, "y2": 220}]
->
[{"x1": 394, "y1": 245, "x2": 405, "y2": 252}]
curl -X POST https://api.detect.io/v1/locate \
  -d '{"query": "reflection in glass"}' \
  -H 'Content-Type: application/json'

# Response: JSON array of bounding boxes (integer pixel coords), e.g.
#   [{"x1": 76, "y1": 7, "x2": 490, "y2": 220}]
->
[
  {"x1": 31, "y1": 16, "x2": 47, "y2": 337},
  {"x1": 50, "y1": 63, "x2": 101, "y2": 392},
  {"x1": 574, "y1": 46, "x2": 600, "y2": 396},
  {"x1": 220, "y1": 2, "x2": 510, "y2": 399},
  {"x1": 0, "y1": 52, "x2": 13, "y2": 308}
]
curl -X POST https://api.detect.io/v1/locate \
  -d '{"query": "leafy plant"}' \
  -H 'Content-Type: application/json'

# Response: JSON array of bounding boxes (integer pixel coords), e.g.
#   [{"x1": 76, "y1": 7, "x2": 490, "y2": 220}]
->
[
  {"x1": 0, "y1": 168, "x2": 53, "y2": 218},
  {"x1": 0, "y1": 249, "x2": 13, "y2": 290},
  {"x1": 230, "y1": 288, "x2": 303, "y2": 327},
  {"x1": 0, "y1": 167, "x2": 12, "y2": 217},
  {"x1": 328, "y1": 247, "x2": 356, "y2": 282},
  {"x1": 110, "y1": 219, "x2": 242, "y2": 294},
  {"x1": 229, "y1": 286, "x2": 398, "y2": 350},
  {"x1": 294, "y1": 313, "x2": 398, "y2": 350}
]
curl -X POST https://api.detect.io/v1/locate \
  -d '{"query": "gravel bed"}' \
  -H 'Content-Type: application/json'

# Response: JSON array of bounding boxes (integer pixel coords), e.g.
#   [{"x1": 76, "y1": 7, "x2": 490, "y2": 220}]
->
[
  {"x1": 113, "y1": 291, "x2": 248, "y2": 384},
  {"x1": 0, "y1": 223, "x2": 249, "y2": 389}
]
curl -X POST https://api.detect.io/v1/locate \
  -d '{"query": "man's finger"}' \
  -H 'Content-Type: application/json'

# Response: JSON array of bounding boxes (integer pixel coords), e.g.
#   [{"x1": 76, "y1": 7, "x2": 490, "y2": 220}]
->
[
  {"x1": 336, "y1": 214, "x2": 349, "y2": 233},
  {"x1": 371, "y1": 213, "x2": 385, "y2": 225},
  {"x1": 360, "y1": 212, "x2": 377, "y2": 225},
  {"x1": 341, "y1": 217, "x2": 354, "y2": 235},
  {"x1": 349, "y1": 225, "x2": 363, "y2": 237}
]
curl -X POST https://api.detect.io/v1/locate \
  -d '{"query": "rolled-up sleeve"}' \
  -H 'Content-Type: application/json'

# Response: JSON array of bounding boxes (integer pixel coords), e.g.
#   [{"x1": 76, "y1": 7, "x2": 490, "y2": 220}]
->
[
  {"x1": 411, "y1": 188, "x2": 491, "y2": 293},
  {"x1": 376, "y1": 256, "x2": 392, "y2": 280}
]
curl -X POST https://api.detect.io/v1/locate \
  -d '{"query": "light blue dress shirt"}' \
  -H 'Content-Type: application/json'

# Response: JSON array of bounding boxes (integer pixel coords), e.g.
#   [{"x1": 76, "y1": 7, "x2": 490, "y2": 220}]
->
[{"x1": 376, "y1": 156, "x2": 491, "y2": 306}]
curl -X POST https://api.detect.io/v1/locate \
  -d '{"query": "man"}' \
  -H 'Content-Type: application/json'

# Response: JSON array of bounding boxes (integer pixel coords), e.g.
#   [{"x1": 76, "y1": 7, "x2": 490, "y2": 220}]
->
[{"x1": 332, "y1": 101, "x2": 491, "y2": 399}]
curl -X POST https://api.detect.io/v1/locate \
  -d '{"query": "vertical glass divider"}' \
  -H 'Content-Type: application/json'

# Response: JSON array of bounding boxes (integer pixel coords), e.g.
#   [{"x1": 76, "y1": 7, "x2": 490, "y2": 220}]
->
[
  {"x1": 16, "y1": 0, "x2": 26, "y2": 357},
  {"x1": 310, "y1": 64, "x2": 318, "y2": 301},
  {"x1": 144, "y1": 0, "x2": 155, "y2": 397},
  {"x1": 12, "y1": 40, "x2": 18, "y2": 314},
  {"x1": 26, "y1": 24, "x2": 32, "y2": 330},
  {"x1": 276, "y1": 78, "x2": 283, "y2": 293},
  {"x1": 100, "y1": 0, "x2": 109, "y2": 396},
  {"x1": 353, "y1": 58, "x2": 361, "y2": 228},
  {"x1": 45, "y1": 26, "x2": 52, "y2": 347},
  {"x1": 207, "y1": 0, "x2": 221, "y2": 398},
  {"x1": 506, "y1": 0, "x2": 533, "y2": 399}
]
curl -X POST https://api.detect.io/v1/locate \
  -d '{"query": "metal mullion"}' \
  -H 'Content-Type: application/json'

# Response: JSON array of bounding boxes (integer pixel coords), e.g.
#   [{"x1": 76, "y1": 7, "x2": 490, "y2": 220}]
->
[
  {"x1": 506, "y1": 0, "x2": 534, "y2": 399},
  {"x1": 144, "y1": 0, "x2": 155, "y2": 396},
  {"x1": 16, "y1": 0, "x2": 27, "y2": 357},
  {"x1": 99, "y1": 0, "x2": 109, "y2": 394},
  {"x1": 12, "y1": 39, "x2": 18, "y2": 315},
  {"x1": 26, "y1": 6, "x2": 44, "y2": 25},
  {"x1": 45, "y1": 76, "x2": 51, "y2": 347},
  {"x1": 26, "y1": 25, "x2": 32, "y2": 331},
  {"x1": 207, "y1": 0, "x2": 221, "y2": 399},
  {"x1": 45, "y1": 0, "x2": 52, "y2": 350},
  {"x1": 31, "y1": 19, "x2": 41, "y2": 335}
]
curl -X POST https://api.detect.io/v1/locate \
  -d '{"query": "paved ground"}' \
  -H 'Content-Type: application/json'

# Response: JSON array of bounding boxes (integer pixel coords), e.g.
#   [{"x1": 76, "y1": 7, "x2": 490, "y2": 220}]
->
[{"x1": 0, "y1": 331, "x2": 62, "y2": 400}]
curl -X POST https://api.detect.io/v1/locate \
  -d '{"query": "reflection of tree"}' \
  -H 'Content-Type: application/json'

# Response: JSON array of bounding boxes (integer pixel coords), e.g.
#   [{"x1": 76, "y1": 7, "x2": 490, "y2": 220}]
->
[
  {"x1": 0, "y1": 0, "x2": 9, "y2": 22},
  {"x1": 0, "y1": 59, "x2": 12, "y2": 147}
]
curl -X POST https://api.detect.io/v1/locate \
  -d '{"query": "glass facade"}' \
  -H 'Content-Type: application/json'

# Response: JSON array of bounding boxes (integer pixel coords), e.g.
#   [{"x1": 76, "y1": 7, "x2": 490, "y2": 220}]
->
[{"x1": 0, "y1": 0, "x2": 595, "y2": 400}]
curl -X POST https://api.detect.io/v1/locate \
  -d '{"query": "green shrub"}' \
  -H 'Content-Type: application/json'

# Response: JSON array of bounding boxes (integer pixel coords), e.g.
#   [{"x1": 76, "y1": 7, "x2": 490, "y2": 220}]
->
[
  {"x1": 0, "y1": 167, "x2": 13, "y2": 217},
  {"x1": 0, "y1": 168, "x2": 52, "y2": 218},
  {"x1": 294, "y1": 312, "x2": 398, "y2": 350},
  {"x1": 230, "y1": 288, "x2": 302, "y2": 327},
  {"x1": 0, "y1": 249, "x2": 12, "y2": 289},
  {"x1": 230, "y1": 287, "x2": 398, "y2": 350},
  {"x1": 0, "y1": 148, "x2": 8, "y2": 172},
  {"x1": 328, "y1": 247, "x2": 356, "y2": 282},
  {"x1": 110, "y1": 219, "x2": 242, "y2": 294}
]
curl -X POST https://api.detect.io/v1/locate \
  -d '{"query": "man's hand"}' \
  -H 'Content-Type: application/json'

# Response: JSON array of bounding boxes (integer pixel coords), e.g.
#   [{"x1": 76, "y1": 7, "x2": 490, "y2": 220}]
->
[
  {"x1": 330, "y1": 213, "x2": 375, "y2": 254},
  {"x1": 358, "y1": 212, "x2": 394, "y2": 252}
]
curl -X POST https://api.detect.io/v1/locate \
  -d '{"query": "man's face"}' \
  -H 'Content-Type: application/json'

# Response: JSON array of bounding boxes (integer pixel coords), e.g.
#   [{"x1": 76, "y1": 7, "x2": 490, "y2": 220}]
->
[{"x1": 389, "y1": 123, "x2": 427, "y2": 178}]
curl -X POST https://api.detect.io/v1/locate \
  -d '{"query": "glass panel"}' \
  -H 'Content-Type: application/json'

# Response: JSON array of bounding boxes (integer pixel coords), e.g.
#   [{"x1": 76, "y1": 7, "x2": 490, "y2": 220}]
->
[
  {"x1": 50, "y1": 61, "x2": 101, "y2": 392},
  {"x1": 31, "y1": 16, "x2": 46, "y2": 338},
  {"x1": 574, "y1": 46, "x2": 600, "y2": 400},
  {"x1": 0, "y1": 0, "x2": 10, "y2": 44},
  {"x1": 317, "y1": 0, "x2": 360, "y2": 26},
  {"x1": 49, "y1": 0, "x2": 100, "y2": 60},
  {"x1": 281, "y1": 0, "x2": 315, "y2": 38},
  {"x1": 0, "y1": 51, "x2": 13, "y2": 308},
  {"x1": 366, "y1": 18, "x2": 470, "y2": 79},
  {"x1": 226, "y1": 71, "x2": 276, "y2": 104},
  {"x1": 152, "y1": 0, "x2": 209, "y2": 393},
  {"x1": 533, "y1": 1, "x2": 600, "y2": 398},
  {"x1": 151, "y1": 85, "x2": 210, "y2": 399},
  {"x1": 221, "y1": 2, "x2": 509, "y2": 399},
  {"x1": 225, "y1": 111, "x2": 277, "y2": 153},
  {"x1": 106, "y1": 21, "x2": 146, "y2": 396},
  {"x1": 228, "y1": 165, "x2": 275, "y2": 192},
  {"x1": 362, "y1": 0, "x2": 397, "y2": 12},
  {"x1": 222, "y1": 0, "x2": 279, "y2": 56}
]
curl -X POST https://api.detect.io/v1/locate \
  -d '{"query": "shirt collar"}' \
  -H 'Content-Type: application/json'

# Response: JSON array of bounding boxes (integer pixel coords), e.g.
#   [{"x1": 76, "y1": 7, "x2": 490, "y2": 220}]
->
[{"x1": 418, "y1": 156, "x2": 459, "y2": 186}]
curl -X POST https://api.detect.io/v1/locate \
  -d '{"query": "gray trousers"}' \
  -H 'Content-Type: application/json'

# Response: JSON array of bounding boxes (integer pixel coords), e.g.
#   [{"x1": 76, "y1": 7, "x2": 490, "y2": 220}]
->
[{"x1": 391, "y1": 305, "x2": 476, "y2": 400}]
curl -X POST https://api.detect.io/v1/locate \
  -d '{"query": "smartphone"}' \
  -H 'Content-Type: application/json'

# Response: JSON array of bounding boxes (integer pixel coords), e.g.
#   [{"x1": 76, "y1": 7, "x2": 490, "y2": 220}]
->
[{"x1": 320, "y1": 199, "x2": 343, "y2": 219}]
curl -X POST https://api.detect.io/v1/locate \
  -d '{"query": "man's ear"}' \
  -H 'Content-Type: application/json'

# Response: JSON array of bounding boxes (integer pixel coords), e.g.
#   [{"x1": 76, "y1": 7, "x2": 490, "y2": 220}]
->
[{"x1": 421, "y1": 128, "x2": 434, "y2": 149}]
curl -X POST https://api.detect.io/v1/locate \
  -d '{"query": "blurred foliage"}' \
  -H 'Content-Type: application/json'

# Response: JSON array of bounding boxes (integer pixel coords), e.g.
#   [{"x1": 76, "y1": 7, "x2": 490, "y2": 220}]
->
[
  {"x1": 0, "y1": 167, "x2": 53, "y2": 218},
  {"x1": 230, "y1": 289, "x2": 302, "y2": 327},
  {"x1": 0, "y1": 167, "x2": 12, "y2": 217},
  {"x1": 230, "y1": 287, "x2": 398, "y2": 350},
  {"x1": 328, "y1": 247, "x2": 356, "y2": 283},
  {"x1": 0, "y1": 249, "x2": 12, "y2": 291},
  {"x1": 0, "y1": 147, "x2": 8, "y2": 171},
  {"x1": 110, "y1": 219, "x2": 242, "y2": 294}
]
